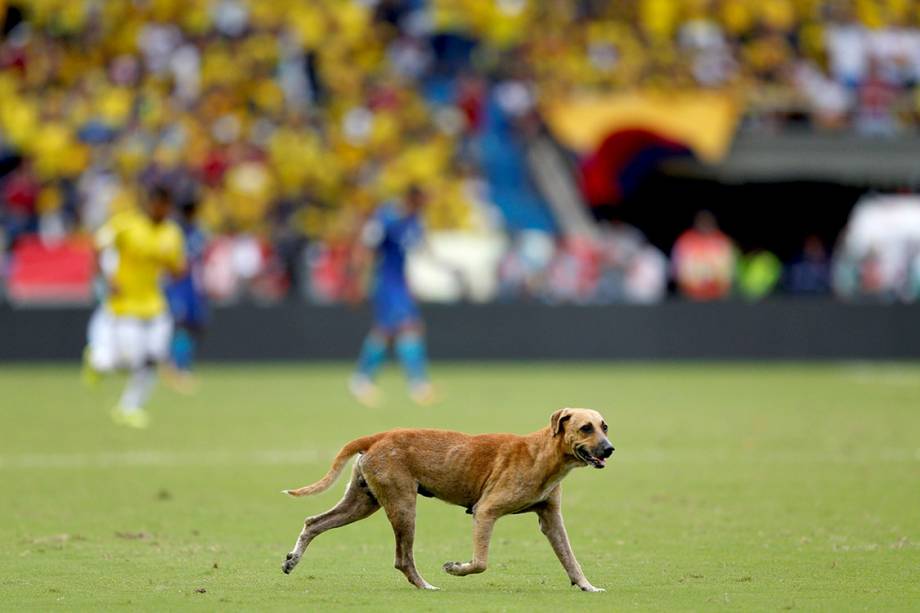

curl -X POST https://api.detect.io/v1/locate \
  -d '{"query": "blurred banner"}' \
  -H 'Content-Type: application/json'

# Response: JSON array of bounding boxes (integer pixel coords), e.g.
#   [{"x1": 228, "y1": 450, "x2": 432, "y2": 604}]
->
[{"x1": 542, "y1": 90, "x2": 741, "y2": 162}]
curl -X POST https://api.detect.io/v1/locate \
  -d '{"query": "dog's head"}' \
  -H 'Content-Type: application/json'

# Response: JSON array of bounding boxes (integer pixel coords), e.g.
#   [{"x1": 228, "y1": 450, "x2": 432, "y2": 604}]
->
[{"x1": 550, "y1": 408, "x2": 615, "y2": 469}]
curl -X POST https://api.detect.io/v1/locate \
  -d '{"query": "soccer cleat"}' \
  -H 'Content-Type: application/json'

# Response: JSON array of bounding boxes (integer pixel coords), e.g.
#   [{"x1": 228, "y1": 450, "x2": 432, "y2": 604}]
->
[
  {"x1": 409, "y1": 382, "x2": 439, "y2": 407},
  {"x1": 111, "y1": 407, "x2": 150, "y2": 429},
  {"x1": 81, "y1": 347, "x2": 101, "y2": 388},
  {"x1": 348, "y1": 374, "x2": 381, "y2": 408}
]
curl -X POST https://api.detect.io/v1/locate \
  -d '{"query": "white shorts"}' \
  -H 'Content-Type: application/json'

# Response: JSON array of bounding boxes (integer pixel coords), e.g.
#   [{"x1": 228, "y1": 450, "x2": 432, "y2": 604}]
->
[{"x1": 87, "y1": 307, "x2": 173, "y2": 371}]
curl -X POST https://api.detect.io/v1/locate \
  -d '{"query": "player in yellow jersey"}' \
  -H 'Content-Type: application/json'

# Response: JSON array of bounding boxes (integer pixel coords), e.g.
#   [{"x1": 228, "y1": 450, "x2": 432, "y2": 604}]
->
[{"x1": 83, "y1": 186, "x2": 186, "y2": 428}]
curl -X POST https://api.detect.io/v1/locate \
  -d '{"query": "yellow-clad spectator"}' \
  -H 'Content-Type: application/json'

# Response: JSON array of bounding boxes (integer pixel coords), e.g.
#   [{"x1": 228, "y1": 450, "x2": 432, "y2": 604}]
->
[
  {"x1": 223, "y1": 158, "x2": 276, "y2": 231},
  {"x1": 4, "y1": 0, "x2": 920, "y2": 300},
  {"x1": 640, "y1": 0, "x2": 681, "y2": 42}
]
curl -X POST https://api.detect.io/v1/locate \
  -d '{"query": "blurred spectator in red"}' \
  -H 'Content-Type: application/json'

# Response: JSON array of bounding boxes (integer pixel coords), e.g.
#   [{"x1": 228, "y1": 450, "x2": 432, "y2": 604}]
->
[
  {"x1": 672, "y1": 210, "x2": 735, "y2": 301},
  {"x1": 1, "y1": 159, "x2": 39, "y2": 248},
  {"x1": 544, "y1": 237, "x2": 602, "y2": 304},
  {"x1": 305, "y1": 241, "x2": 356, "y2": 304},
  {"x1": 856, "y1": 60, "x2": 901, "y2": 136},
  {"x1": 785, "y1": 235, "x2": 831, "y2": 295},
  {"x1": 457, "y1": 74, "x2": 486, "y2": 134},
  {"x1": 456, "y1": 73, "x2": 486, "y2": 162},
  {"x1": 202, "y1": 232, "x2": 287, "y2": 303},
  {"x1": 594, "y1": 220, "x2": 667, "y2": 304}
]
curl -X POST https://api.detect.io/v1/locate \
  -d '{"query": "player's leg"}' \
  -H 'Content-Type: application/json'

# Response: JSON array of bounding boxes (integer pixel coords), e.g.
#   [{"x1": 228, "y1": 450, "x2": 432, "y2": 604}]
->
[
  {"x1": 350, "y1": 289, "x2": 393, "y2": 406},
  {"x1": 394, "y1": 318, "x2": 435, "y2": 406},
  {"x1": 183, "y1": 291, "x2": 207, "y2": 373},
  {"x1": 111, "y1": 316, "x2": 152, "y2": 427},
  {"x1": 350, "y1": 326, "x2": 388, "y2": 407},
  {"x1": 163, "y1": 321, "x2": 200, "y2": 395},
  {"x1": 354, "y1": 326, "x2": 388, "y2": 382},
  {"x1": 83, "y1": 306, "x2": 116, "y2": 384},
  {"x1": 115, "y1": 314, "x2": 172, "y2": 427},
  {"x1": 165, "y1": 326, "x2": 197, "y2": 394},
  {"x1": 171, "y1": 325, "x2": 194, "y2": 372},
  {"x1": 168, "y1": 283, "x2": 204, "y2": 374},
  {"x1": 163, "y1": 284, "x2": 205, "y2": 394},
  {"x1": 144, "y1": 313, "x2": 174, "y2": 397}
]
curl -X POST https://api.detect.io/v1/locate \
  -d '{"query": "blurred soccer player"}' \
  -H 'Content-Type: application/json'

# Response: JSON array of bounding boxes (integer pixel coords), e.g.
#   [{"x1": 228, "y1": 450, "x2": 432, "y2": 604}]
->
[
  {"x1": 349, "y1": 185, "x2": 437, "y2": 407},
  {"x1": 163, "y1": 194, "x2": 208, "y2": 392},
  {"x1": 82, "y1": 186, "x2": 185, "y2": 428}
]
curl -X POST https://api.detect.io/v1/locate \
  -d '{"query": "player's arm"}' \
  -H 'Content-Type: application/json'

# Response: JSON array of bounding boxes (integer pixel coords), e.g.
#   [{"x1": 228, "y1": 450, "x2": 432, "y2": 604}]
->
[
  {"x1": 346, "y1": 214, "x2": 384, "y2": 303},
  {"x1": 90, "y1": 249, "x2": 110, "y2": 299},
  {"x1": 161, "y1": 228, "x2": 187, "y2": 278},
  {"x1": 92, "y1": 216, "x2": 126, "y2": 296}
]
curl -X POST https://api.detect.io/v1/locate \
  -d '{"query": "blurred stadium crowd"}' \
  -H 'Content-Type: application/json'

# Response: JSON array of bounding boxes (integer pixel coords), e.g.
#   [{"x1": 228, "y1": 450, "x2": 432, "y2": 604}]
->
[{"x1": 2, "y1": 0, "x2": 920, "y2": 305}]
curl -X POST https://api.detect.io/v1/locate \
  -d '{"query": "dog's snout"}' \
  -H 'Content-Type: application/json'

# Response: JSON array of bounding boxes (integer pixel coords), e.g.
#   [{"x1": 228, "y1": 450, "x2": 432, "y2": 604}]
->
[{"x1": 600, "y1": 443, "x2": 615, "y2": 458}]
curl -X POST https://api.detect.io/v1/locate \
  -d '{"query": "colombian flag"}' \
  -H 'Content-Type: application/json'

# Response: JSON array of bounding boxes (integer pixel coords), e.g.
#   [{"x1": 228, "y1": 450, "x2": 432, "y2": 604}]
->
[{"x1": 542, "y1": 91, "x2": 740, "y2": 207}]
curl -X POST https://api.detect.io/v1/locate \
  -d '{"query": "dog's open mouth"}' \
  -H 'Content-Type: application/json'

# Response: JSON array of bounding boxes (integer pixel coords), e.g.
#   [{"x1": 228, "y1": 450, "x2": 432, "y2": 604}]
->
[{"x1": 575, "y1": 446, "x2": 606, "y2": 469}]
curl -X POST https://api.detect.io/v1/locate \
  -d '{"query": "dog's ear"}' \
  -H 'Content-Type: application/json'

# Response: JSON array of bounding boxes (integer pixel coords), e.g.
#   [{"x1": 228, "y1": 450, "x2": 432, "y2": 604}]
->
[{"x1": 550, "y1": 408, "x2": 573, "y2": 437}]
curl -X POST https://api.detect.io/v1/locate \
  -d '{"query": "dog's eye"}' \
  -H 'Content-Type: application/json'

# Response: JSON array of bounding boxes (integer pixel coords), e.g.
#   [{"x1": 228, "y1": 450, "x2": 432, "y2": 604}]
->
[
  {"x1": 580, "y1": 424, "x2": 593, "y2": 434},
  {"x1": 602, "y1": 423, "x2": 608, "y2": 433}
]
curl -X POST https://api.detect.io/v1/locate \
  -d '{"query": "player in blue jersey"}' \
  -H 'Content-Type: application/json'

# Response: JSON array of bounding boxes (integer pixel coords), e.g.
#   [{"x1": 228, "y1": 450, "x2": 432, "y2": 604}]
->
[
  {"x1": 349, "y1": 185, "x2": 438, "y2": 407},
  {"x1": 163, "y1": 194, "x2": 208, "y2": 392}
]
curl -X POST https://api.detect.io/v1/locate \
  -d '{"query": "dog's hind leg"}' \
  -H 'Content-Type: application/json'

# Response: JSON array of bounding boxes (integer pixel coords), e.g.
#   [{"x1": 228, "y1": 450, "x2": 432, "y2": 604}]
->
[
  {"x1": 367, "y1": 474, "x2": 438, "y2": 590},
  {"x1": 384, "y1": 496, "x2": 439, "y2": 590},
  {"x1": 282, "y1": 463, "x2": 380, "y2": 575}
]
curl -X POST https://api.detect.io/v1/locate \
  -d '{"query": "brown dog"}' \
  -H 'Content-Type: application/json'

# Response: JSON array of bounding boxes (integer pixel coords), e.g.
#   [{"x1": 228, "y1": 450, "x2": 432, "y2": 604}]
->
[{"x1": 281, "y1": 408, "x2": 614, "y2": 591}]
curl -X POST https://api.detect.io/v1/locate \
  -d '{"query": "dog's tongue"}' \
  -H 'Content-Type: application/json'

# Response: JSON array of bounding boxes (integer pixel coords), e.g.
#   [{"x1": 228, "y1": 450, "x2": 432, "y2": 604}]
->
[{"x1": 594, "y1": 457, "x2": 606, "y2": 468}]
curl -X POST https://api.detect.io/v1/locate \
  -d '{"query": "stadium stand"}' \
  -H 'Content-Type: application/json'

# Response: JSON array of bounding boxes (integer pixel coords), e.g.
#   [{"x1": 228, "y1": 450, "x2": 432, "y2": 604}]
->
[{"x1": 2, "y1": 0, "x2": 920, "y2": 304}]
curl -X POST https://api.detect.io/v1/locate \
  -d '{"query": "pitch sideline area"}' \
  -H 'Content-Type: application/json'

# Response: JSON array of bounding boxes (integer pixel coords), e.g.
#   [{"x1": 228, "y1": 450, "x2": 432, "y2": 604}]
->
[{"x1": 1, "y1": 363, "x2": 918, "y2": 611}]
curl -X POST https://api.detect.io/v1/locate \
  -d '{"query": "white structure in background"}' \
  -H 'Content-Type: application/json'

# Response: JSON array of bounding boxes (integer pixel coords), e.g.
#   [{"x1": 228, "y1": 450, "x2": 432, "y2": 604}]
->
[
  {"x1": 835, "y1": 194, "x2": 920, "y2": 300},
  {"x1": 408, "y1": 232, "x2": 508, "y2": 303},
  {"x1": 203, "y1": 234, "x2": 266, "y2": 302},
  {"x1": 625, "y1": 245, "x2": 668, "y2": 304}
]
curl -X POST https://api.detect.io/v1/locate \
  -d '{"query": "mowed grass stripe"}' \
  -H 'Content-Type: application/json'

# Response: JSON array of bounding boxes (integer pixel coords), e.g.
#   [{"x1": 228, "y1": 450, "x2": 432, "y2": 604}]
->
[{"x1": 1, "y1": 447, "x2": 919, "y2": 470}]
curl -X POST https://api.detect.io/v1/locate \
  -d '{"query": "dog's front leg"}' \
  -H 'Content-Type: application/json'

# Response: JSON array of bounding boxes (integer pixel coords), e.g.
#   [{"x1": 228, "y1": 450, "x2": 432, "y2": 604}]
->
[
  {"x1": 443, "y1": 509, "x2": 497, "y2": 577},
  {"x1": 536, "y1": 494, "x2": 604, "y2": 592}
]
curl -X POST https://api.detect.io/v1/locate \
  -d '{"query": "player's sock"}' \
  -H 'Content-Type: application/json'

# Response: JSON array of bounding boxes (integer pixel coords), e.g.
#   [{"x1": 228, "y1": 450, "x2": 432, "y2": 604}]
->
[
  {"x1": 395, "y1": 331, "x2": 429, "y2": 387},
  {"x1": 171, "y1": 328, "x2": 194, "y2": 371},
  {"x1": 119, "y1": 364, "x2": 157, "y2": 412},
  {"x1": 355, "y1": 332, "x2": 387, "y2": 381}
]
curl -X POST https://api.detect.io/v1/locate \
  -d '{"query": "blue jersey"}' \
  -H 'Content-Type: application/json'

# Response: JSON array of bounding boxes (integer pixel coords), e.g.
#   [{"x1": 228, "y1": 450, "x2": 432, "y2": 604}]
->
[
  {"x1": 364, "y1": 203, "x2": 423, "y2": 331},
  {"x1": 369, "y1": 204, "x2": 423, "y2": 287},
  {"x1": 166, "y1": 221, "x2": 208, "y2": 327}
]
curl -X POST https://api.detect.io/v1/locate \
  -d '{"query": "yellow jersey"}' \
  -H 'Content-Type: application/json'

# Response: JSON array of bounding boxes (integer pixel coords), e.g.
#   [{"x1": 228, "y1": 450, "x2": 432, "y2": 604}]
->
[{"x1": 95, "y1": 210, "x2": 185, "y2": 319}]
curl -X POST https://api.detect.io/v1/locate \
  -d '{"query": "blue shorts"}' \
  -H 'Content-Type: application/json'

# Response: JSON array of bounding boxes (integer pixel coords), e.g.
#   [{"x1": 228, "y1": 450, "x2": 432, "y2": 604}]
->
[
  {"x1": 372, "y1": 284, "x2": 420, "y2": 333},
  {"x1": 166, "y1": 279, "x2": 207, "y2": 329}
]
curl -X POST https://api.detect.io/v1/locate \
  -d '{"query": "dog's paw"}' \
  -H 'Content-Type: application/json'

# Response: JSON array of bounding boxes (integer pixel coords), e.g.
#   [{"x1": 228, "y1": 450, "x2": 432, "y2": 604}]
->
[
  {"x1": 578, "y1": 584, "x2": 605, "y2": 593},
  {"x1": 442, "y1": 561, "x2": 463, "y2": 576},
  {"x1": 281, "y1": 552, "x2": 299, "y2": 574}
]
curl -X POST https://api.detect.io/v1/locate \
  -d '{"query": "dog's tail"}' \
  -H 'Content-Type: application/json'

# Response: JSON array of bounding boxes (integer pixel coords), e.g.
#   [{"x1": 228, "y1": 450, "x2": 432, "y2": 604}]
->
[{"x1": 282, "y1": 433, "x2": 384, "y2": 498}]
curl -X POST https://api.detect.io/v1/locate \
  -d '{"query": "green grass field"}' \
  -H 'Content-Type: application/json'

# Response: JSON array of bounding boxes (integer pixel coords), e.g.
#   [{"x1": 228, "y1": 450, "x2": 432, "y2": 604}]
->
[{"x1": 1, "y1": 362, "x2": 919, "y2": 611}]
